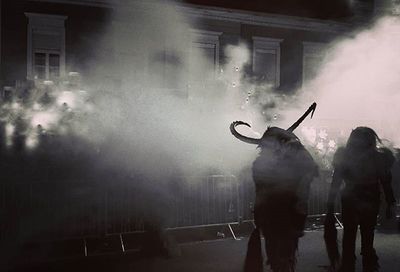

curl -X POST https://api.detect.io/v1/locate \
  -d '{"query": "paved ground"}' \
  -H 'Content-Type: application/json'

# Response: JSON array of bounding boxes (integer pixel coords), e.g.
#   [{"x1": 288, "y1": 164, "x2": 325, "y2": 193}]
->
[
  {"x1": 6, "y1": 230, "x2": 400, "y2": 272},
  {"x1": 126, "y1": 231, "x2": 400, "y2": 272}
]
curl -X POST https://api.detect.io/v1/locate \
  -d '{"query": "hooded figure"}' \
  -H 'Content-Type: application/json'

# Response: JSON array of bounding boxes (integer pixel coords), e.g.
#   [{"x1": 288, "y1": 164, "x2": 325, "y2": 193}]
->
[
  {"x1": 231, "y1": 103, "x2": 318, "y2": 272},
  {"x1": 327, "y1": 127, "x2": 396, "y2": 272}
]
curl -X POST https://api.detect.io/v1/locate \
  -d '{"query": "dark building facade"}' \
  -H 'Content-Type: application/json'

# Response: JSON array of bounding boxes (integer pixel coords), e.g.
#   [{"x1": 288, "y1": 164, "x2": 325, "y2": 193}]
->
[
  {"x1": 1, "y1": 0, "x2": 110, "y2": 87},
  {"x1": 0, "y1": 0, "x2": 387, "y2": 95}
]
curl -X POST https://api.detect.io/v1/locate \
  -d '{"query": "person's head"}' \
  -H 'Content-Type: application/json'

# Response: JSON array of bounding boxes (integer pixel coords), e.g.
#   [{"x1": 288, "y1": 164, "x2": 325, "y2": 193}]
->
[
  {"x1": 346, "y1": 126, "x2": 381, "y2": 150},
  {"x1": 258, "y1": 127, "x2": 299, "y2": 150}
]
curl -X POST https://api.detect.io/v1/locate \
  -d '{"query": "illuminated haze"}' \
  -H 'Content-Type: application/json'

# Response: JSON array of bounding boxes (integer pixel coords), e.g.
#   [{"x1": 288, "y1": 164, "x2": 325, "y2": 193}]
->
[
  {"x1": 5, "y1": 1, "x2": 400, "y2": 179},
  {"x1": 4, "y1": 0, "x2": 400, "y2": 259},
  {"x1": 74, "y1": 0, "x2": 263, "y2": 178},
  {"x1": 297, "y1": 13, "x2": 400, "y2": 151}
]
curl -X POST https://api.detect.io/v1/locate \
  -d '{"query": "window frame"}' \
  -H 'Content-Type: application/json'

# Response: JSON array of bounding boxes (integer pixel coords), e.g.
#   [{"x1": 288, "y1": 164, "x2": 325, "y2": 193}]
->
[
  {"x1": 25, "y1": 12, "x2": 67, "y2": 81},
  {"x1": 252, "y1": 36, "x2": 283, "y2": 88},
  {"x1": 33, "y1": 50, "x2": 61, "y2": 80},
  {"x1": 302, "y1": 41, "x2": 327, "y2": 85},
  {"x1": 190, "y1": 29, "x2": 222, "y2": 74}
]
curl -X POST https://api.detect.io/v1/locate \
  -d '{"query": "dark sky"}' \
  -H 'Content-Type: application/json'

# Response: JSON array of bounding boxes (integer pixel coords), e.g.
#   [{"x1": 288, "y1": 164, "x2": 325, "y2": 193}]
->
[{"x1": 184, "y1": 0, "x2": 355, "y2": 19}]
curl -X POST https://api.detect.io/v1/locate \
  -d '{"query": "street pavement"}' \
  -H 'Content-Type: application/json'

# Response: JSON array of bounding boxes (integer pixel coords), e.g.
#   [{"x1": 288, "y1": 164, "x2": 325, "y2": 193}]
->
[
  {"x1": 7, "y1": 230, "x2": 400, "y2": 272},
  {"x1": 127, "y1": 230, "x2": 400, "y2": 272}
]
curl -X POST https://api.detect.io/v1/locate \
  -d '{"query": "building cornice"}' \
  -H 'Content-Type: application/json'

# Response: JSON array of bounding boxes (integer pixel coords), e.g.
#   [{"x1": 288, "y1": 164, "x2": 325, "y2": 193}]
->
[
  {"x1": 178, "y1": 4, "x2": 353, "y2": 34},
  {"x1": 25, "y1": 12, "x2": 68, "y2": 21},
  {"x1": 30, "y1": 0, "x2": 354, "y2": 33},
  {"x1": 29, "y1": 0, "x2": 113, "y2": 9}
]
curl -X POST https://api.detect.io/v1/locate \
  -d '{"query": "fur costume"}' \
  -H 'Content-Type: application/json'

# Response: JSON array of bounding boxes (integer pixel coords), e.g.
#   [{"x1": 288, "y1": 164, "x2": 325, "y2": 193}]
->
[
  {"x1": 327, "y1": 127, "x2": 396, "y2": 272},
  {"x1": 231, "y1": 103, "x2": 318, "y2": 272}
]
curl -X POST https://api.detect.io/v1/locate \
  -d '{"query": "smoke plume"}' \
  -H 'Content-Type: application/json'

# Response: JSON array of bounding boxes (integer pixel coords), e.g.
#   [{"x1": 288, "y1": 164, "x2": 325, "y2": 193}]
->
[{"x1": 297, "y1": 14, "x2": 400, "y2": 153}]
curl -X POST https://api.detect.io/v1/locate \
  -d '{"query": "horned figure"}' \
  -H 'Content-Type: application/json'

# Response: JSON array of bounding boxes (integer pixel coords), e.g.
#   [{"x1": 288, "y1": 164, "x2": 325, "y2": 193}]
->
[{"x1": 230, "y1": 103, "x2": 318, "y2": 272}]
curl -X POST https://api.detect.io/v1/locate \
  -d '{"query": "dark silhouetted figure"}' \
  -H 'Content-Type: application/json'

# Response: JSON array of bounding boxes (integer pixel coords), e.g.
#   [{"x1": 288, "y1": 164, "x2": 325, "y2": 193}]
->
[
  {"x1": 231, "y1": 103, "x2": 318, "y2": 272},
  {"x1": 327, "y1": 127, "x2": 396, "y2": 272},
  {"x1": 393, "y1": 149, "x2": 400, "y2": 232}
]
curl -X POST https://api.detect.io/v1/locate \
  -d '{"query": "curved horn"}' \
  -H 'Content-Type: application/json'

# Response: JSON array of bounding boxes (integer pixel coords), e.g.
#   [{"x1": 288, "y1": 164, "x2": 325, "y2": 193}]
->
[
  {"x1": 230, "y1": 121, "x2": 261, "y2": 145},
  {"x1": 287, "y1": 102, "x2": 317, "y2": 132}
]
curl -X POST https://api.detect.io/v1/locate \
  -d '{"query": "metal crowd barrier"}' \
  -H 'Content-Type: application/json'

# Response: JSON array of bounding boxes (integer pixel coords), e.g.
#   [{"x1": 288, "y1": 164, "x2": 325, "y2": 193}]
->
[
  {"x1": 308, "y1": 171, "x2": 335, "y2": 216},
  {"x1": 103, "y1": 175, "x2": 241, "y2": 235},
  {"x1": 169, "y1": 175, "x2": 240, "y2": 228},
  {"x1": 0, "y1": 172, "x2": 366, "y2": 244}
]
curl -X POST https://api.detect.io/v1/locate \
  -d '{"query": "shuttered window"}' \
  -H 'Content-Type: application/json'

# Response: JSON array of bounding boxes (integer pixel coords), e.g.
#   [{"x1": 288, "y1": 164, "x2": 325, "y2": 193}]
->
[{"x1": 25, "y1": 13, "x2": 67, "y2": 81}]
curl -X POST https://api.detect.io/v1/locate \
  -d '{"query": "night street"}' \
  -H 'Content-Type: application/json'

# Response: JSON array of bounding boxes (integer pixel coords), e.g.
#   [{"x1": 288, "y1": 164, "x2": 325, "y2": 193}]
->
[{"x1": 2, "y1": 1, "x2": 400, "y2": 272}]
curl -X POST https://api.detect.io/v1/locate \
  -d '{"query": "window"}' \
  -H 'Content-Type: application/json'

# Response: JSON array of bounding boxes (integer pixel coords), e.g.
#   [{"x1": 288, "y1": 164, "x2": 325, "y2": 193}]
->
[
  {"x1": 146, "y1": 48, "x2": 184, "y2": 93},
  {"x1": 190, "y1": 30, "x2": 222, "y2": 82},
  {"x1": 192, "y1": 42, "x2": 218, "y2": 67},
  {"x1": 302, "y1": 42, "x2": 327, "y2": 84},
  {"x1": 34, "y1": 51, "x2": 60, "y2": 80},
  {"x1": 186, "y1": 29, "x2": 222, "y2": 99},
  {"x1": 25, "y1": 13, "x2": 67, "y2": 81},
  {"x1": 252, "y1": 37, "x2": 283, "y2": 88}
]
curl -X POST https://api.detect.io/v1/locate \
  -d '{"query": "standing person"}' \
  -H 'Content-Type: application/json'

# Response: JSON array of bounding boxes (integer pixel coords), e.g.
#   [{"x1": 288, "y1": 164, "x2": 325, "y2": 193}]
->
[
  {"x1": 327, "y1": 127, "x2": 396, "y2": 272},
  {"x1": 231, "y1": 103, "x2": 318, "y2": 272},
  {"x1": 393, "y1": 149, "x2": 400, "y2": 232}
]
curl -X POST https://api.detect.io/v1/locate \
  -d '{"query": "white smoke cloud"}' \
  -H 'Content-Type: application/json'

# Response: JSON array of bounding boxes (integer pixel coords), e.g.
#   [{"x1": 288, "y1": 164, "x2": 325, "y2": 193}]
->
[
  {"x1": 298, "y1": 14, "x2": 400, "y2": 148},
  {"x1": 7, "y1": 1, "x2": 399, "y2": 178},
  {"x1": 64, "y1": 0, "x2": 262, "y2": 178}
]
